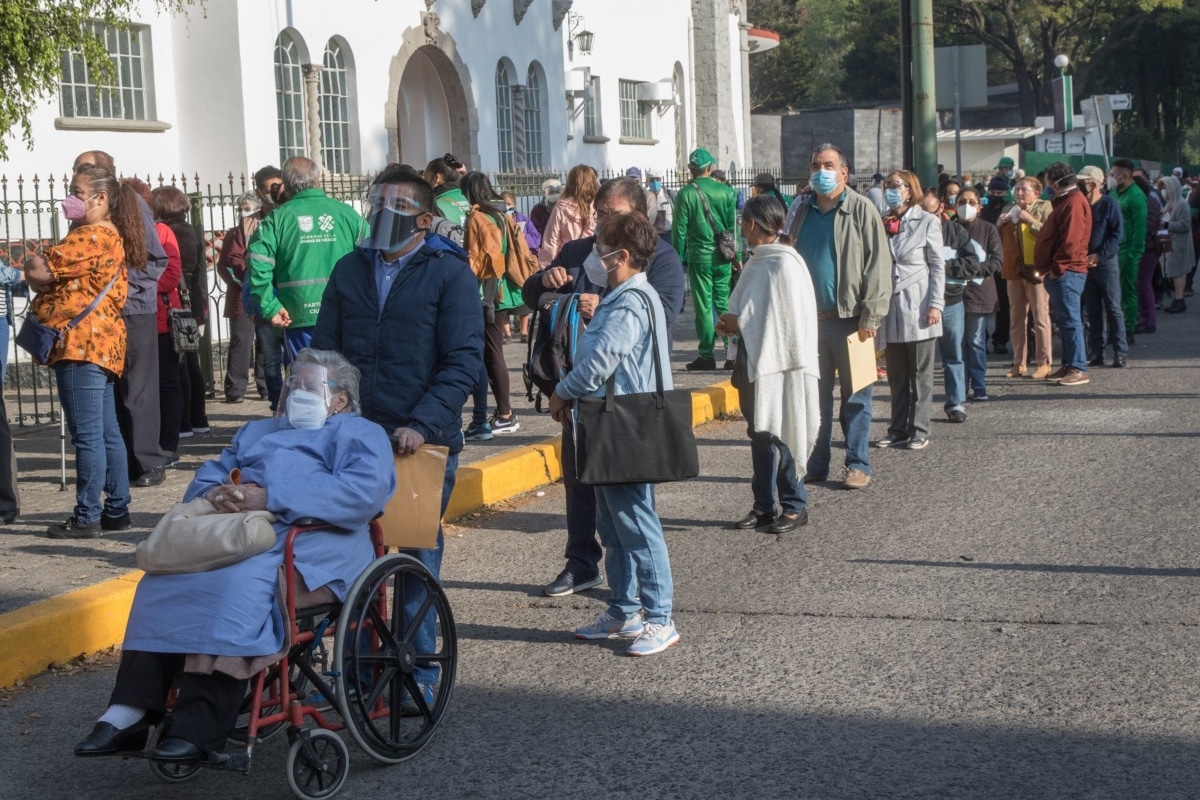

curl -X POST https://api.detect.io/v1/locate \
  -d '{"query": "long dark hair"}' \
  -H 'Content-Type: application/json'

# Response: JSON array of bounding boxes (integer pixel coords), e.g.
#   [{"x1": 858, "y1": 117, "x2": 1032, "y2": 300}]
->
[
  {"x1": 75, "y1": 164, "x2": 147, "y2": 269},
  {"x1": 461, "y1": 171, "x2": 506, "y2": 230}
]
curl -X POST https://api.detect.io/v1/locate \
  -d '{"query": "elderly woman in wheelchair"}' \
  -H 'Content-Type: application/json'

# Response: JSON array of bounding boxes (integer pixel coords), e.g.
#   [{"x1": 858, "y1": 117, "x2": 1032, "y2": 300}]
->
[{"x1": 71, "y1": 348, "x2": 403, "y2": 772}]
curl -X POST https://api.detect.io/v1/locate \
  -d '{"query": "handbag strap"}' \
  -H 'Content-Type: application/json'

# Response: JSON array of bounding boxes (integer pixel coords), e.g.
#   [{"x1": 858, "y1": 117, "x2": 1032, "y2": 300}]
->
[
  {"x1": 65, "y1": 270, "x2": 121, "y2": 332},
  {"x1": 602, "y1": 287, "x2": 666, "y2": 409},
  {"x1": 692, "y1": 181, "x2": 724, "y2": 237}
]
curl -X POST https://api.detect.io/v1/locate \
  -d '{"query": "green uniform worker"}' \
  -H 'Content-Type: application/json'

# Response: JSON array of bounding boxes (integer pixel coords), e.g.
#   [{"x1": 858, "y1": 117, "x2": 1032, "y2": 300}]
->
[
  {"x1": 1111, "y1": 160, "x2": 1147, "y2": 333},
  {"x1": 434, "y1": 184, "x2": 471, "y2": 226},
  {"x1": 672, "y1": 148, "x2": 739, "y2": 370},
  {"x1": 995, "y1": 156, "x2": 1018, "y2": 204}
]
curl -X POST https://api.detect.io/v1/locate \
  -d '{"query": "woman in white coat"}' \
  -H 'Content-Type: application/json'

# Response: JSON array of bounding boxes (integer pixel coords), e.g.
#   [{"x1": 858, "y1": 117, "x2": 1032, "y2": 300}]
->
[
  {"x1": 1157, "y1": 174, "x2": 1194, "y2": 314},
  {"x1": 877, "y1": 170, "x2": 945, "y2": 450}
]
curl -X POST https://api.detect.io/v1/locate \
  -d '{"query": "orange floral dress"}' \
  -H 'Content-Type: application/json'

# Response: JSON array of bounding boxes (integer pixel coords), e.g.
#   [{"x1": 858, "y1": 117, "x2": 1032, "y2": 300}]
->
[{"x1": 31, "y1": 224, "x2": 129, "y2": 375}]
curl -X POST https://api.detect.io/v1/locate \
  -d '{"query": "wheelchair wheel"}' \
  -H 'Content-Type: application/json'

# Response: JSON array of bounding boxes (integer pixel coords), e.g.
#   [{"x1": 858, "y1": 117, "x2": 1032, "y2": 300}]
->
[
  {"x1": 286, "y1": 729, "x2": 348, "y2": 800},
  {"x1": 333, "y1": 553, "x2": 457, "y2": 764}
]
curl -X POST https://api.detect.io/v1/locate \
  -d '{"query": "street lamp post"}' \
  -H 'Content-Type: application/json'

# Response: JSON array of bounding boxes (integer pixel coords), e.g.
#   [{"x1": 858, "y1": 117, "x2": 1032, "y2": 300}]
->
[{"x1": 1054, "y1": 54, "x2": 1073, "y2": 157}]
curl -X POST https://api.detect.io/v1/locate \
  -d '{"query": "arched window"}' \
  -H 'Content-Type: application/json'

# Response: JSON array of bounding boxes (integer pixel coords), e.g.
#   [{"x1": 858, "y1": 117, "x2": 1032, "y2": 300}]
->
[
  {"x1": 495, "y1": 62, "x2": 515, "y2": 172},
  {"x1": 524, "y1": 64, "x2": 544, "y2": 170},
  {"x1": 320, "y1": 39, "x2": 354, "y2": 174},
  {"x1": 274, "y1": 32, "x2": 306, "y2": 163}
]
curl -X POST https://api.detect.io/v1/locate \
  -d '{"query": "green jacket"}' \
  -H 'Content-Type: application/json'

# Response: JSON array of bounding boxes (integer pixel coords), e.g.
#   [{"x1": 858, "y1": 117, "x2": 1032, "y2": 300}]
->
[
  {"x1": 1115, "y1": 183, "x2": 1147, "y2": 269},
  {"x1": 672, "y1": 177, "x2": 739, "y2": 266},
  {"x1": 786, "y1": 189, "x2": 892, "y2": 331},
  {"x1": 247, "y1": 188, "x2": 360, "y2": 328},
  {"x1": 435, "y1": 187, "x2": 471, "y2": 226}
]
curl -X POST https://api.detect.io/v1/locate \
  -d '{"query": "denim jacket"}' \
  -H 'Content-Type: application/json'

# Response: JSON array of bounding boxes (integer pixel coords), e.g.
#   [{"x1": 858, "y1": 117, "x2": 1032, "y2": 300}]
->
[{"x1": 555, "y1": 273, "x2": 672, "y2": 401}]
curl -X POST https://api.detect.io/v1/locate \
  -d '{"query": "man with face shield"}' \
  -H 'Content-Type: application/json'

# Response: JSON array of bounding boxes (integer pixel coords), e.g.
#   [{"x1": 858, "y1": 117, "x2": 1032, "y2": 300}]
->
[{"x1": 312, "y1": 166, "x2": 483, "y2": 704}]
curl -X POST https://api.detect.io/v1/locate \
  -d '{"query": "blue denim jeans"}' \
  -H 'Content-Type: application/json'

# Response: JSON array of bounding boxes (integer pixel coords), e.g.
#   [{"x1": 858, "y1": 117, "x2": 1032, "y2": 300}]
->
[
  {"x1": 963, "y1": 312, "x2": 992, "y2": 396},
  {"x1": 750, "y1": 433, "x2": 807, "y2": 516},
  {"x1": 55, "y1": 362, "x2": 130, "y2": 525},
  {"x1": 807, "y1": 315, "x2": 873, "y2": 478},
  {"x1": 1046, "y1": 271, "x2": 1088, "y2": 371},
  {"x1": 471, "y1": 361, "x2": 489, "y2": 426},
  {"x1": 283, "y1": 326, "x2": 313, "y2": 364},
  {"x1": 1082, "y1": 257, "x2": 1128, "y2": 359},
  {"x1": 937, "y1": 302, "x2": 966, "y2": 412},
  {"x1": 254, "y1": 321, "x2": 283, "y2": 410},
  {"x1": 595, "y1": 482, "x2": 673, "y2": 625},
  {"x1": 403, "y1": 451, "x2": 458, "y2": 686}
]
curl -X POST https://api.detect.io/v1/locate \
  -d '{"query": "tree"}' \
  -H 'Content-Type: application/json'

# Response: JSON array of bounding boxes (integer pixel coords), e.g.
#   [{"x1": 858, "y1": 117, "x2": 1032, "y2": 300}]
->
[
  {"x1": 748, "y1": 0, "x2": 852, "y2": 112},
  {"x1": 840, "y1": 0, "x2": 903, "y2": 103},
  {"x1": 0, "y1": 0, "x2": 193, "y2": 161}
]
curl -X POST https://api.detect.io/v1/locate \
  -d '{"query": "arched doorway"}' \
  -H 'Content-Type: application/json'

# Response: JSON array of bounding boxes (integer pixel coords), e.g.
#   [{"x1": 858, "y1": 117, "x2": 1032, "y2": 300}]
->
[{"x1": 385, "y1": 21, "x2": 478, "y2": 169}]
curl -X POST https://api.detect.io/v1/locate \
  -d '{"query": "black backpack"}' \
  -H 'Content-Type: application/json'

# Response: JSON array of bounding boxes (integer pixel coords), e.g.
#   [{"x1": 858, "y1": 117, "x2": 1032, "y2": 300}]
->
[
  {"x1": 523, "y1": 292, "x2": 586, "y2": 412},
  {"x1": 429, "y1": 215, "x2": 465, "y2": 247}
]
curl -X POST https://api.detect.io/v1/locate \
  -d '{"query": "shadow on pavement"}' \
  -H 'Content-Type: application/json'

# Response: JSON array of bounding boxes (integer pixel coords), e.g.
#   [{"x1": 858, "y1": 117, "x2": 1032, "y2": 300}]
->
[{"x1": 851, "y1": 559, "x2": 1200, "y2": 578}]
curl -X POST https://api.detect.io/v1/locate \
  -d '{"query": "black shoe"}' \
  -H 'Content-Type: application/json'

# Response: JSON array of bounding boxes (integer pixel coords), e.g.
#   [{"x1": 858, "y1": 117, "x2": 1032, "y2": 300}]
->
[
  {"x1": 1127, "y1": 333, "x2": 1136, "y2": 345},
  {"x1": 0, "y1": 511, "x2": 17, "y2": 525},
  {"x1": 685, "y1": 357, "x2": 718, "y2": 372},
  {"x1": 802, "y1": 473, "x2": 827, "y2": 484},
  {"x1": 993, "y1": 342, "x2": 1008, "y2": 355},
  {"x1": 1111, "y1": 356, "x2": 1127, "y2": 368},
  {"x1": 766, "y1": 510, "x2": 808, "y2": 534},
  {"x1": 947, "y1": 409, "x2": 967, "y2": 423},
  {"x1": 47, "y1": 518, "x2": 102, "y2": 539},
  {"x1": 151, "y1": 737, "x2": 204, "y2": 763},
  {"x1": 224, "y1": 396, "x2": 244, "y2": 404},
  {"x1": 100, "y1": 511, "x2": 131, "y2": 531},
  {"x1": 1086, "y1": 355, "x2": 1105, "y2": 367},
  {"x1": 722, "y1": 359, "x2": 736, "y2": 371},
  {"x1": 135, "y1": 466, "x2": 165, "y2": 487},
  {"x1": 1164, "y1": 299, "x2": 1187, "y2": 314},
  {"x1": 543, "y1": 570, "x2": 602, "y2": 597},
  {"x1": 1134, "y1": 324, "x2": 1156, "y2": 334},
  {"x1": 73, "y1": 719, "x2": 152, "y2": 757},
  {"x1": 733, "y1": 510, "x2": 776, "y2": 530}
]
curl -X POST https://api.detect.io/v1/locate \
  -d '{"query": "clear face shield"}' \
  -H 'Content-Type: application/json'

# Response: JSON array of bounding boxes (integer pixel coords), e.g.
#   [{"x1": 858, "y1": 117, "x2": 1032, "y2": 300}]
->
[
  {"x1": 278, "y1": 363, "x2": 339, "y2": 429},
  {"x1": 357, "y1": 184, "x2": 429, "y2": 253}
]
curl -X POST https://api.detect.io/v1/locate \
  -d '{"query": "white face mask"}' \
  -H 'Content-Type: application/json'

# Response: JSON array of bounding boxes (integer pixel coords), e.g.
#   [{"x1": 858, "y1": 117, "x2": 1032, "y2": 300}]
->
[
  {"x1": 957, "y1": 204, "x2": 978, "y2": 223},
  {"x1": 286, "y1": 389, "x2": 329, "y2": 429},
  {"x1": 1107, "y1": 176, "x2": 1119, "y2": 192},
  {"x1": 583, "y1": 247, "x2": 619, "y2": 286}
]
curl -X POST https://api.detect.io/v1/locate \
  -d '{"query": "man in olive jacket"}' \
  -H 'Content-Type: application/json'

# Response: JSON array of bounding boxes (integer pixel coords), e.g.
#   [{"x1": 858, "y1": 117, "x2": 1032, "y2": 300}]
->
[
  {"x1": 783, "y1": 143, "x2": 890, "y2": 490},
  {"x1": 672, "y1": 148, "x2": 739, "y2": 371}
]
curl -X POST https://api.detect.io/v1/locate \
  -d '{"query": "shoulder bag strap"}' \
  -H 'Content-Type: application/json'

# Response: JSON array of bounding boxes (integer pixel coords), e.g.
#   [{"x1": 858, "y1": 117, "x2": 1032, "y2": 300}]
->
[
  {"x1": 692, "y1": 181, "x2": 722, "y2": 237},
  {"x1": 600, "y1": 287, "x2": 666, "y2": 408},
  {"x1": 65, "y1": 270, "x2": 121, "y2": 332}
]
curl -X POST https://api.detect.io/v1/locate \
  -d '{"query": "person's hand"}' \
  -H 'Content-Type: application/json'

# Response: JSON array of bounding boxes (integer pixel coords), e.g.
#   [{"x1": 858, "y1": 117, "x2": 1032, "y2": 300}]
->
[
  {"x1": 997, "y1": 214, "x2": 1011, "y2": 227},
  {"x1": 577, "y1": 293, "x2": 600, "y2": 320},
  {"x1": 1017, "y1": 209, "x2": 1036, "y2": 225},
  {"x1": 925, "y1": 308, "x2": 942, "y2": 326},
  {"x1": 717, "y1": 313, "x2": 740, "y2": 336},
  {"x1": 541, "y1": 266, "x2": 571, "y2": 289},
  {"x1": 548, "y1": 391, "x2": 571, "y2": 425},
  {"x1": 1087, "y1": 253, "x2": 1099, "y2": 267},
  {"x1": 206, "y1": 483, "x2": 267, "y2": 512},
  {"x1": 732, "y1": 259, "x2": 744, "y2": 273},
  {"x1": 271, "y1": 309, "x2": 291, "y2": 328},
  {"x1": 857, "y1": 327, "x2": 876, "y2": 341},
  {"x1": 393, "y1": 427, "x2": 425, "y2": 455}
]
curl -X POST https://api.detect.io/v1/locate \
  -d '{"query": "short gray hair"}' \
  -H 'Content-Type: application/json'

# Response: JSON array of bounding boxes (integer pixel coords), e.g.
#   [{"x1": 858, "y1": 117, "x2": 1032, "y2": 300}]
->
[
  {"x1": 293, "y1": 348, "x2": 361, "y2": 414},
  {"x1": 282, "y1": 157, "x2": 321, "y2": 193},
  {"x1": 810, "y1": 144, "x2": 849, "y2": 171},
  {"x1": 235, "y1": 192, "x2": 261, "y2": 211}
]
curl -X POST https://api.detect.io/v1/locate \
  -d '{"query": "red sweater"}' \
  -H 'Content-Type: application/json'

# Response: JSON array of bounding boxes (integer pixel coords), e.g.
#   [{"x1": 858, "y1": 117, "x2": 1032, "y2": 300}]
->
[
  {"x1": 155, "y1": 222, "x2": 183, "y2": 334},
  {"x1": 1034, "y1": 188, "x2": 1092, "y2": 277}
]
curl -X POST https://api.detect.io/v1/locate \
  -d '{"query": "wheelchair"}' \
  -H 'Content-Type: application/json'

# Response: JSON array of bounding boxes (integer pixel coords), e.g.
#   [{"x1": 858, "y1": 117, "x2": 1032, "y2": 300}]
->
[{"x1": 126, "y1": 518, "x2": 456, "y2": 800}]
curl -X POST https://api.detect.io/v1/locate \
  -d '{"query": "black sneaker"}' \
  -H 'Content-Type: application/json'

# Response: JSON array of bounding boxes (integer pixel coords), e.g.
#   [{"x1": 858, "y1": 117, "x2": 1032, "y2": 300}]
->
[
  {"x1": 47, "y1": 518, "x2": 102, "y2": 539},
  {"x1": 685, "y1": 357, "x2": 717, "y2": 372},
  {"x1": 543, "y1": 570, "x2": 602, "y2": 597},
  {"x1": 1087, "y1": 355, "x2": 1105, "y2": 367},
  {"x1": 490, "y1": 413, "x2": 520, "y2": 435},
  {"x1": 947, "y1": 409, "x2": 966, "y2": 423},
  {"x1": 100, "y1": 511, "x2": 132, "y2": 531},
  {"x1": 1164, "y1": 299, "x2": 1187, "y2": 314},
  {"x1": 722, "y1": 359, "x2": 736, "y2": 371},
  {"x1": 905, "y1": 436, "x2": 930, "y2": 450}
]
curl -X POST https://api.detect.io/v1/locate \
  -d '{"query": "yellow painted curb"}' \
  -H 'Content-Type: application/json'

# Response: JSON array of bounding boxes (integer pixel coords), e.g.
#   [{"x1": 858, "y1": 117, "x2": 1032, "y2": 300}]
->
[{"x1": 0, "y1": 380, "x2": 740, "y2": 688}]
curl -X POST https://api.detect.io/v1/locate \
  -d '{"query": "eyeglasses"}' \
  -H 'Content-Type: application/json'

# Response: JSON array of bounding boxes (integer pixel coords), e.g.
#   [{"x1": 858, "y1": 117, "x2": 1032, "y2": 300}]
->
[{"x1": 883, "y1": 180, "x2": 906, "y2": 189}]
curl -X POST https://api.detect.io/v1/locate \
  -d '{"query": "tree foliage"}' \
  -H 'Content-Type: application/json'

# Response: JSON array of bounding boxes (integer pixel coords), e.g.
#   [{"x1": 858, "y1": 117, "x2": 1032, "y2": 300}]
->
[
  {"x1": 748, "y1": 0, "x2": 852, "y2": 111},
  {"x1": 0, "y1": 0, "x2": 195, "y2": 161}
]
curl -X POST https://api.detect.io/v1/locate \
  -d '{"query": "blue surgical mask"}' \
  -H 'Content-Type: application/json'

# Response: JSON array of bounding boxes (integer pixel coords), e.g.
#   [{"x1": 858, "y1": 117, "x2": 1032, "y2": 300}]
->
[
  {"x1": 946, "y1": 194, "x2": 958, "y2": 207},
  {"x1": 649, "y1": 180, "x2": 662, "y2": 193},
  {"x1": 884, "y1": 188, "x2": 904, "y2": 209},
  {"x1": 811, "y1": 169, "x2": 839, "y2": 195}
]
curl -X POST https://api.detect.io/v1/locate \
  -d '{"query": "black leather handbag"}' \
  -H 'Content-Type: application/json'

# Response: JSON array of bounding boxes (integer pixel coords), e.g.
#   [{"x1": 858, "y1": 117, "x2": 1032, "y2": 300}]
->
[{"x1": 574, "y1": 289, "x2": 700, "y2": 486}]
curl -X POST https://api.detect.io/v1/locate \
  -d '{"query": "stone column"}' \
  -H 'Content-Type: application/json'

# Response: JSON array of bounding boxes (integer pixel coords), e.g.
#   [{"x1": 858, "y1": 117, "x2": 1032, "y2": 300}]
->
[
  {"x1": 689, "y1": 0, "x2": 742, "y2": 168},
  {"x1": 511, "y1": 85, "x2": 527, "y2": 171},
  {"x1": 303, "y1": 64, "x2": 325, "y2": 170}
]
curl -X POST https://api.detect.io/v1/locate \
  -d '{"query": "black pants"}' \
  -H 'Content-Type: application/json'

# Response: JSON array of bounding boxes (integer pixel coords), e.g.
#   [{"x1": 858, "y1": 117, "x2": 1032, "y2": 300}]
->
[
  {"x1": 482, "y1": 311, "x2": 512, "y2": 416},
  {"x1": 0, "y1": 392, "x2": 18, "y2": 518},
  {"x1": 992, "y1": 272, "x2": 1010, "y2": 347},
  {"x1": 110, "y1": 650, "x2": 247, "y2": 754},
  {"x1": 156, "y1": 334, "x2": 183, "y2": 453},
  {"x1": 885, "y1": 339, "x2": 936, "y2": 440},
  {"x1": 223, "y1": 316, "x2": 255, "y2": 401},
  {"x1": 178, "y1": 352, "x2": 208, "y2": 430},
  {"x1": 116, "y1": 313, "x2": 164, "y2": 478},
  {"x1": 560, "y1": 418, "x2": 601, "y2": 578}
]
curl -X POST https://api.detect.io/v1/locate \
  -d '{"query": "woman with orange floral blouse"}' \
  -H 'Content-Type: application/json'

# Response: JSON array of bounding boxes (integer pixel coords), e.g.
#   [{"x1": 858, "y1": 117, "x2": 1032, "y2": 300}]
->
[{"x1": 25, "y1": 164, "x2": 146, "y2": 538}]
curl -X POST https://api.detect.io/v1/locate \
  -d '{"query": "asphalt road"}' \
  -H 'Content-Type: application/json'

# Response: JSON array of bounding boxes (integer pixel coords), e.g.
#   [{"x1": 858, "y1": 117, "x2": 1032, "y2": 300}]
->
[{"x1": 1, "y1": 307, "x2": 1198, "y2": 799}]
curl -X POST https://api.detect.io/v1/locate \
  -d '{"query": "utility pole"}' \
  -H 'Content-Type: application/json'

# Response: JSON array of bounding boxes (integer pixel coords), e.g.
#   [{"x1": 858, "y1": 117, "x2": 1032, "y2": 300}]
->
[
  {"x1": 899, "y1": 0, "x2": 914, "y2": 171},
  {"x1": 910, "y1": 0, "x2": 938, "y2": 189}
]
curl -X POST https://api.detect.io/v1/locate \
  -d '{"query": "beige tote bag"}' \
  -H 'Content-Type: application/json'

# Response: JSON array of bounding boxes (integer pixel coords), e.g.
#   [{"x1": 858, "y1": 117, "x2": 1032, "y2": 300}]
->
[{"x1": 136, "y1": 497, "x2": 278, "y2": 575}]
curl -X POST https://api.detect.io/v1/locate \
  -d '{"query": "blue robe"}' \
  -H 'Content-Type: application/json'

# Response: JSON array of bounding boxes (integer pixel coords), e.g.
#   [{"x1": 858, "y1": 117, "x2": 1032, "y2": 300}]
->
[{"x1": 123, "y1": 414, "x2": 397, "y2": 658}]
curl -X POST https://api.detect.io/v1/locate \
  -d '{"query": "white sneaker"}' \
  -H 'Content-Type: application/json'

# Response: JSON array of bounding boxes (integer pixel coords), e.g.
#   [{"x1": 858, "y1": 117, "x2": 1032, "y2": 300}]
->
[
  {"x1": 626, "y1": 621, "x2": 680, "y2": 656},
  {"x1": 574, "y1": 610, "x2": 643, "y2": 640}
]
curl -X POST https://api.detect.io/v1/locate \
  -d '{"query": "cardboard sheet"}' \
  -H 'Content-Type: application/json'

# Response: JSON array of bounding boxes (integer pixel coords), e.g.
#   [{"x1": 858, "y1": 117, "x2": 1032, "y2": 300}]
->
[
  {"x1": 845, "y1": 332, "x2": 879, "y2": 395},
  {"x1": 378, "y1": 444, "x2": 450, "y2": 549}
]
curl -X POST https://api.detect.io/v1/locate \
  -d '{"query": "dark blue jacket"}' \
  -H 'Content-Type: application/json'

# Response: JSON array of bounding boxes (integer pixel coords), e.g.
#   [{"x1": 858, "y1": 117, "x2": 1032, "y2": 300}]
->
[
  {"x1": 521, "y1": 235, "x2": 686, "y2": 346},
  {"x1": 312, "y1": 235, "x2": 484, "y2": 454},
  {"x1": 1088, "y1": 194, "x2": 1123, "y2": 262}
]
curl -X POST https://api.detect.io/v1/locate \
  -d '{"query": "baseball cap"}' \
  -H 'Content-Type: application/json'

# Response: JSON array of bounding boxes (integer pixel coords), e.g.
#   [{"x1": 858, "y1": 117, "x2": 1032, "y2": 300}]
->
[
  {"x1": 871, "y1": 172, "x2": 884, "y2": 183},
  {"x1": 753, "y1": 172, "x2": 776, "y2": 187},
  {"x1": 625, "y1": 167, "x2": 643, "y2": 179},
  {"x1": 646, "y1": 168, "x2": 663, "y2": 179},
  {"x1": 1173, "y1": 166, "x2": 1184, "y2": 178},
  {"x1": 1078, "y1": 165, "x2": 1105, "y2": 184},
  {"x1": 688, "y1": 148, "x2": 716, "y2": 169},
  {"x1": 996, "y1": 156, "x2": 1016, "y2": 169},
  {"x1": 987, "y1": 176, "x2": 1009, "y2": 192}
]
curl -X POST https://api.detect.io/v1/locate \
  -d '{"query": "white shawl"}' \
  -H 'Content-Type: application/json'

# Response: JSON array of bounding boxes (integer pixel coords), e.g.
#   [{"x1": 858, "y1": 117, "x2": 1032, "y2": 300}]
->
[{"x1": 728, "y1": 243, "x2": 821, "y2": 461}]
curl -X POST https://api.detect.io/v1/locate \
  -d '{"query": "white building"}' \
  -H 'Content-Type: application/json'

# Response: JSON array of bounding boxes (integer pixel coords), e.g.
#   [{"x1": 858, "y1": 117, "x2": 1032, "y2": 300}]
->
[{"x1": 1, "y1": 0, "x2": 768, "y2": 182}]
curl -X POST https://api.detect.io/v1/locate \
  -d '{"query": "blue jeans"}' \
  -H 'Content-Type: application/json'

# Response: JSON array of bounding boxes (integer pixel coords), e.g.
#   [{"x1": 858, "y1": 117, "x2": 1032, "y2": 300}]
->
[
  {"x1": 1082, "y1": 258, "x2": 1128, "y2": 359},
  {"x1": 963, "y1": 312, "x2": 992, "y2": 396},
  {"x1": 254, "y1": 321, "x2": 283, "y2": 410},
  {"x1": 1045, "y1": 271, "x2": 1088, "y2": 371},
  {"x1": 283, "y1": 327, "x2": 313, "y2": 364},
  {"x1": 471, "y1": 361, "x2": 489, "y2": 426},
  {"x1": 595, "y1": 482, "x2": 673, "y2": 625},
  {"x1": 750, "y1": 433, "x2": 807, "y2": 516},
  {"x1": 807, "y1": 315, "x2": 873, "y2": 478},
  {"x1": 55, "y1": 362, "x2": 130, "y2": 525},
  {"x1": 403, "y1": 451, "x2": 458, "y2": 686},
  {"x1": 937, "y1": 302, "x2": 966, "y2": 412}
]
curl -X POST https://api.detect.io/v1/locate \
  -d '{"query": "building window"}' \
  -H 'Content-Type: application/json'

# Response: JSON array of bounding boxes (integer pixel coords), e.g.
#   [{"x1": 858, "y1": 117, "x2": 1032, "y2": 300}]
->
[
  {"x1": 619, "y1": 80, "x2": 649, "y2": 140},
  {"x1": 274, "y1": 32, "x2": 307, "y2": 163},
  {"x1": 583, "y1": 76, "x2": 601, "y2": 138},
  {"x1": 524, "y1": 65, "x2": 544, "y2": 170},
  {"x1": 59, "y1": 22, "x2": 153, "y2": 120},
  {"x1": 320, "y1": 40, "x2": 353, "y2": 174},
  {"x1": 495, "y1": 62, "x2": 515, "y2": 172}
]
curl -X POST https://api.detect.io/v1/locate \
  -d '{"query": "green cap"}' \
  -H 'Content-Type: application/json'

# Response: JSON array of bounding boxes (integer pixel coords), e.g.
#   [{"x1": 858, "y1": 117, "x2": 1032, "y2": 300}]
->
[
  {"x1": 689, "y1": 148, "x2": 716, "y2": 169},
  {"x1": 996, "y1": 156, "x2": 1015, "y2": 169}
]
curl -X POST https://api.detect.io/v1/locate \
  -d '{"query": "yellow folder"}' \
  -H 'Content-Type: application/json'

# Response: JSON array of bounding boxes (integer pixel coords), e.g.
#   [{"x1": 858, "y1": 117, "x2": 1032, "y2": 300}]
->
[
  {"x1": 378, "y1": 444, "x2": 449, "y2": 549},
  {"x1": 844, "y1": 333, "x2": 878, "y2": 395}
]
